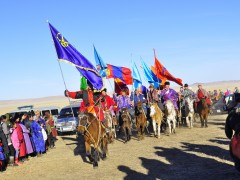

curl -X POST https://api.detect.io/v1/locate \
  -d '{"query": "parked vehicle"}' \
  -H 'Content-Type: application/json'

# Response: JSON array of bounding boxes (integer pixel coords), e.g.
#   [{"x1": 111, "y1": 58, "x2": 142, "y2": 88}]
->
[
  {"x1": 224, "y1": 93, "x2": 240, "y2": 113},
  {"x1": 211, "y1": 96, "x2": 228, "y2": 115},
  {"x1": 8, "y1": 105, "x2": 34, "y2": 118},
  {"x1": 31, "y1": 106, "x2": 61, "y2": 124},
  {"x1": 55, "y1": 101, "x2": 81, "y2": 134}
]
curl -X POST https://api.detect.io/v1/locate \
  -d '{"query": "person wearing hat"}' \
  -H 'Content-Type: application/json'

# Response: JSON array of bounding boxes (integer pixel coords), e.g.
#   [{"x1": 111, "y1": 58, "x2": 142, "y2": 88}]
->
[
  {"x1": 100, "y1": 88, "x2": 115, "y2": 115},
  {"x1": 196, "y1": 84, "x2": 211, "y2": 106},
  {"x1": 130, "y1": 88, "x2": 147, "y2": 117},
  {"x1": 65, "y1": 82, "x2": 102, "y2": 115},
  {"x1": 181, "y1": 83, "x2": 195, "y2": 106},
  {"x1": 160, "y1": 81, "x2": 179, "y2": 110},
  {"x1": 114, "y1": 88, "x2": 132, "y2": 128},
  {"x1": 147, "y1": 84, "x2": 159, "y2": 103}
]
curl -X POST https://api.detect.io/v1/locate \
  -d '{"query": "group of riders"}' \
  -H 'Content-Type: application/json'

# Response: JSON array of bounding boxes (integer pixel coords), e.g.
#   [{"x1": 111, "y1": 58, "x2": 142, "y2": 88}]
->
[{"x1": 65, "y1": 81, "x2": 212, "y2": 133}]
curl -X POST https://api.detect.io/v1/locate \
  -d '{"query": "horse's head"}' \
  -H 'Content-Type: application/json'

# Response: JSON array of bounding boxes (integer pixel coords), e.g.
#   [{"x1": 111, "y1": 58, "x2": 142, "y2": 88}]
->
[
  {"x1": 135, "y1": 101, "x2": 144, "y2": 115},
  {"x1": 121, "y1": 108, "x2": 130, "y2": 122},
  {"x1": 150, "y1": 103, "x2": 157, "y2": 117},
  {"x1": 200, "y1": 98, "x2": 208, "y2": 108},
  {"x1": 77, "y1": 112, "x2": 96, "y2": 134},
  {"x1": 103, "y1": 110, "x2": 112, "y2": 128},
  {"x1": 165, "y1": 100, "x2": 174, "y2": 116},
  {"x1": 186, "y1": 97, "x2": 194, "y2": 113}
]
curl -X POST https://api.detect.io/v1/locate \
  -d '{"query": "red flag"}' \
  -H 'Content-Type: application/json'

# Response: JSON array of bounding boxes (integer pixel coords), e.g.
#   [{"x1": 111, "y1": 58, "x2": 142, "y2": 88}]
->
[{"x1": 153, "y1": 49, "x2": 183, "y2": 86}]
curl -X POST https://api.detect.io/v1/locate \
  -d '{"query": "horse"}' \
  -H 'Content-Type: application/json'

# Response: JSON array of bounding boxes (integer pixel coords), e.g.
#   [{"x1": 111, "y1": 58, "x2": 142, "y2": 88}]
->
[
  {"x1": 77, "y1": 112, "x2": 108, "y2": 168},
  {"x1": 121, "y1": 108, "x2": 132, "y2": 143},
  {"x1": 225, "y1": 107, "x2": 240, "y2": 172},
  {"x1": 197, "y1": 98, "x2": 209, "y2": 128},
  {"x1": 165, "y1": 100, "x2": 177, "y2": 135},
  {"x1": 185, "y1": 97, "x2": 195, "y2": 128},
  {"x1": 150, "y1": 102, "x2": 164, "y2": 138},
  {"x1": 103, "y1": 109, "x2": 116, "y2": 143},
  {"x1": 135, "y1": 101, "x2": 147, "y2": 140}
]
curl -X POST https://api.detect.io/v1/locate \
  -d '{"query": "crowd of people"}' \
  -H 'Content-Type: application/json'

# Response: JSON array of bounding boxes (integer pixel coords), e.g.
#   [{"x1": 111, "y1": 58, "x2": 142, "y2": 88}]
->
[
  {"x1": 208, "y1": 87, "x2": 239, "y2": 104},
  {"x1": 0, "y1": 110, "x2": 57, "y2": 172},
  {"x1": 1, "y1": 82, "x2": 239, "y2": 172}
]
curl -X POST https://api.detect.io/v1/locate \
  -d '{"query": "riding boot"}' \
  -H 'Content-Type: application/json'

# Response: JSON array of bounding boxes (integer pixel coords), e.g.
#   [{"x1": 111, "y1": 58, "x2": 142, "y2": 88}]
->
[{"x1": 205, "y1": 120, "x2": 208, "y2": 128}]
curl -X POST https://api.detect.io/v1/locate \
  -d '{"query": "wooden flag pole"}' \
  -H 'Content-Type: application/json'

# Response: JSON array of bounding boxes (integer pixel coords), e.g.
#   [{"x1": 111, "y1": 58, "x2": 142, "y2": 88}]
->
[{"x1": 47, "y1": 20, "x2": 75, "y2": 116}]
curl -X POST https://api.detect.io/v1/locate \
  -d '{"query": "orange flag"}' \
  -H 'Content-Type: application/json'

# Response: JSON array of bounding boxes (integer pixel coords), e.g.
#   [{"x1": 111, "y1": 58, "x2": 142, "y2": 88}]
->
[
  {"x1": 151, "y1": 66, "x2": 167, "y2": 85},
  {"x1": 153, "y1": 49, "x2": 183, "y2": 86}
]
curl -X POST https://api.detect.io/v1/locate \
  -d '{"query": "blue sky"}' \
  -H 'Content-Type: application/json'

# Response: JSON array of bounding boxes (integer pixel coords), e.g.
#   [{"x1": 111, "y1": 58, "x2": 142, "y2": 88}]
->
[{"x1": 0, "y1": 0, "x2": 239, "y2": 100}]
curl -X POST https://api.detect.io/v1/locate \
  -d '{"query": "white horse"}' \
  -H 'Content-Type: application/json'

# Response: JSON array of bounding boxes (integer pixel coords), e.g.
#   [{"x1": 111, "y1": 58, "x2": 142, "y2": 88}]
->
[
  {"x1": 185, "y1": 97, "x2": 195, "y2": 128},
  {"x1": 150, "y1": 102, "x2": 164, "y2": 138},
  {"x1": 165, "y1": 100, "x2": 177, "y2": 134},
  {"x1": 103, "y1": 110, "x2": 116, "y2": 142}
]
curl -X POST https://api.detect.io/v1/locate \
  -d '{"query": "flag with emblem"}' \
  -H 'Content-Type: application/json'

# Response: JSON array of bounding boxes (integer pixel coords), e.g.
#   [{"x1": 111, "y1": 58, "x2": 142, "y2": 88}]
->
[{"x1": 48, "y1": 23, "x2": 103, "y2": 90}]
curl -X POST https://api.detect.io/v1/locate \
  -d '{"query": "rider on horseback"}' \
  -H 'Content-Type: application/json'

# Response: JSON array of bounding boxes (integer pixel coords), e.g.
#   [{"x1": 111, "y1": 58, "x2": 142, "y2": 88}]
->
[
  {"x1": 196, "y1": 84, "x2": 212, "y2": 112},
  {"x1": 182, "y1": 83, "x2": 195, "y2": 106},
  {"x1": 160, "y1": 81, "x2": 179, "y2": 113},
  {"x1": 130, "y1": 89, "x2": 147, "y2": 115},
  {"x1": 113, "y1": 88, "x2": 132, "y2": 128}
]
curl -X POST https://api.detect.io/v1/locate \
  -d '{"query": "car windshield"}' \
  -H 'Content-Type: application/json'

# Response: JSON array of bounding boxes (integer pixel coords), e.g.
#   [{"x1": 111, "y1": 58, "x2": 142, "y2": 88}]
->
[
  {"x1": 51, "y1": 109, "x2": 59, "y2": 116},
  {"x1": 59, "y1": 107, "x2": 79, "y2": 118}
]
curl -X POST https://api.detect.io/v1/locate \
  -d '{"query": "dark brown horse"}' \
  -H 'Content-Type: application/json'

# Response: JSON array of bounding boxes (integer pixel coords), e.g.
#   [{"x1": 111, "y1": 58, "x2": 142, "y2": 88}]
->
[
  {"x1": 197, "y1": 98, "x2": 209, "y2": 128},
  {"x1": 135, "y1": 101, "x2": 147, "y2": 140},
  {"x1": 121, "y1": 108, "x2": 132, "y2": 143},
  {"x1": 77, "y1": 112, "x2": 108, "y2": 168}
]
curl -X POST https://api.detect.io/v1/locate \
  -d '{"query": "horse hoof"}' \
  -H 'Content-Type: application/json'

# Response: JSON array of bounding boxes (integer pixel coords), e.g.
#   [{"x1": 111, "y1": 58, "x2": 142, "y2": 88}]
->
[{"x1": 93, "y1": 162, "x2": 98, "y2": 168}]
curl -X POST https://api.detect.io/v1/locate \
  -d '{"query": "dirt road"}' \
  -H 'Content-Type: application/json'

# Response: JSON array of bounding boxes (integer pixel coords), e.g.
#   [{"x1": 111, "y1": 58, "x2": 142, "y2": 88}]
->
[{"x1": 1, "y1": 114, "x2": 240, "y2": 180}]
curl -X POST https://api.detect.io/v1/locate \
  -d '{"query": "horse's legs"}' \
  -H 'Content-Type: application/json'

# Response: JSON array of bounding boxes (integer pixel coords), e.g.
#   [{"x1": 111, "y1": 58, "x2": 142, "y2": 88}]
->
[
  {"x1": 101, "y1": 136, "x2": 108, "y2": 160},
  {"x1": 92, "y1": 148, "x2": 99, "y2": 168},
  {"x1": 157, "y1": 122, "x2": 161, "y2": 138},
  {"x1": 167, "y1": 119, "x2": 171, "y2": 134},
  {"x1": 173, "y1": 119, "x2": 176, "y2": 133},
  {"x1": 200, "y1": 114, "x2": 204, "y2": 128},
  {"x1": 186, "y1": 116, "x2": 190, "y2": 128},
  {"x1": 204, "y1": 114, "x2": 208, "y2": 128},
  {"x1": 128, "y1": 125, "x2": 132, "y2": 141},
  {"x1": 123, "y1": 126, "x2": 127, "y2": 143},
  {"x1": 152, "y1": 119, "x2": 157, "y2": 137},
  {"x1": 85, "y1": 142, "x2": 94, "y2": 163}
]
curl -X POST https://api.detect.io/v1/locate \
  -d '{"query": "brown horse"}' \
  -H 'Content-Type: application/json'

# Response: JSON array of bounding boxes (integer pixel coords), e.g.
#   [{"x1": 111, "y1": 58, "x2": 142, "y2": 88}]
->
[
  {"x1": 77, "y1": 112, "x2": 108, "y2": 168},
  {"x1": 197, "y1": 98, "x2": 209, "y2": 128},
  {"x1": 135, "y1": 101, "x2": 147, "y2": 140},
  {"x1": 121, "y1": 108, "x2": 132, "y2": 143}
]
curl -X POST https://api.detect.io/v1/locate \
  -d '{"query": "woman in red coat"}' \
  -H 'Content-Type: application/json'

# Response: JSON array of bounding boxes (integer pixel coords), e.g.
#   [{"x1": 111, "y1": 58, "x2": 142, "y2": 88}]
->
[{"x1": 14, "y1": 115, "x2": 27, "y2": 161}]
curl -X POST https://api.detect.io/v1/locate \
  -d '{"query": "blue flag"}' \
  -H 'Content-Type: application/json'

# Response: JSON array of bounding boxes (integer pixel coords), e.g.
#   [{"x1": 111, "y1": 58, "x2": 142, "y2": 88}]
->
[
  {"x1": 48, "y1": 23, "x2": 103, "y2": 90},
  {"x1": 93, "y1": 45, "x2": 107, "y2": 77},
  {"x1": 132, "y1": 60, "x2": 142, "y2": 89},
  {"x1": 141, "y1": 59, "x2": 161, "y2": 89}
]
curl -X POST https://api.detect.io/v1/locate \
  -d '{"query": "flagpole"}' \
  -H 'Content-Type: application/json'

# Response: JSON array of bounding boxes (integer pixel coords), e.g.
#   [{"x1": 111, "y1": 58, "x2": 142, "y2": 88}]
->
[{"x1": 47, "y1": 20, "x2": 75, "y2": 116}]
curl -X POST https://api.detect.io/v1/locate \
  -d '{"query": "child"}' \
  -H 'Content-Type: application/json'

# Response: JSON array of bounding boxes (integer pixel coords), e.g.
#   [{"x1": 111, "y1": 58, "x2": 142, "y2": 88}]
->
[{"x1": 10, "y1": 122, "x2": 22, "y2": 165}]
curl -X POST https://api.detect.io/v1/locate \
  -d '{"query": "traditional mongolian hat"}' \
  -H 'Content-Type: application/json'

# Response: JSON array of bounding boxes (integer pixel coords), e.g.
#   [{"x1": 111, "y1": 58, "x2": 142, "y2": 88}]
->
[
  {"x1": 184, "y1": 83, "x2": 189, "y2": 87},
  {"x1": 164, "y1": 81, "x2": 170, "y2": 85}
]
